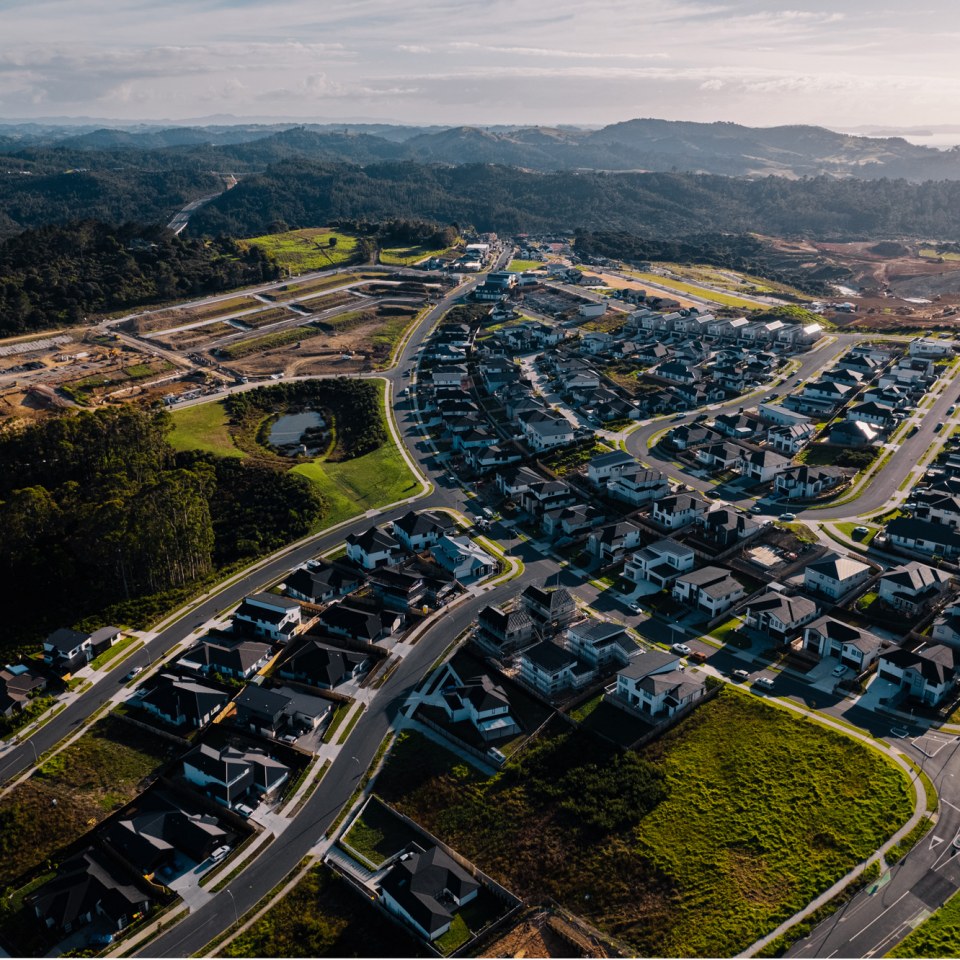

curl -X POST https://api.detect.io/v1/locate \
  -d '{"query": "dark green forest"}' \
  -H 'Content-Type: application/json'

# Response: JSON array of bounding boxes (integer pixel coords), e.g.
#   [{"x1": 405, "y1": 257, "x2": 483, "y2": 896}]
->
[
  {"x1": 0, "y1": 405, "x2": 325, "y2": 654},
  {"x1": 188, "y1": 161, "x2": 960, "y2": 241},
  {"x1": 0, "y1": 220, "x2": 281, "y2": 335}
]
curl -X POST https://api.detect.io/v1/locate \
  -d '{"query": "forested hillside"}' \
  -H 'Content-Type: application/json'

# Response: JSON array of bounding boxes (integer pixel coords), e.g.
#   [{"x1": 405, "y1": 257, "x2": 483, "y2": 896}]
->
[
  {"x1": 0, "y1": 406, "x2": 324, "y2": 653},
  {"x1": 0, "y1": 221, "x2": 281, "y2": 335},
  {"x1": 189, "y1": 161, "x2": 960, "y2": 241}
]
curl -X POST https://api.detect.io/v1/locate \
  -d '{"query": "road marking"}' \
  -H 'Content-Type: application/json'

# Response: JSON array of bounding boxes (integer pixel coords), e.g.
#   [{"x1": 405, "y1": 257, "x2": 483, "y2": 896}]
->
[
  {"x1": 943, "y1": 798, "x2": 960, "y2": 813},
  {"x1": 850, "y1": 890, "x2": 911, "y2": 940},
  {"x1": 931, "y1": 834, "x2": 946, "y2": 849}
]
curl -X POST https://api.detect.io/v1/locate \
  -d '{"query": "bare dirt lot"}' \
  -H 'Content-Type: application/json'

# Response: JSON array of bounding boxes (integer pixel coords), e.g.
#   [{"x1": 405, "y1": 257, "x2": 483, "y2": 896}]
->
[{"x1": 480, "y1": 910, "x2": 609, "y2": 958}]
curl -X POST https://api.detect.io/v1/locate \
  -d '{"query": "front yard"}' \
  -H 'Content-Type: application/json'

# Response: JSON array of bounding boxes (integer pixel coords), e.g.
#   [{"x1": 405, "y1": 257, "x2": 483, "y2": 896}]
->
[{"x1": 373, "y1": 690, "x2": 913, "y2": 958}]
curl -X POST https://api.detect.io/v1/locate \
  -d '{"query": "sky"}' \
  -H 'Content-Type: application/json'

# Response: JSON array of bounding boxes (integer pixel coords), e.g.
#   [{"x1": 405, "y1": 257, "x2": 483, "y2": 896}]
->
[{"x1": 3, "y1": 0, "x2": 960, "y2": 130}]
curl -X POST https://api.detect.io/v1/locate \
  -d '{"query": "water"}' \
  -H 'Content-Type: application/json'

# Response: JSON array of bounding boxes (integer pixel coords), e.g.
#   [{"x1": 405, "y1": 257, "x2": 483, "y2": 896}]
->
[{"x1": 269, "y1": 411, "x2": 326, "y2": 447}]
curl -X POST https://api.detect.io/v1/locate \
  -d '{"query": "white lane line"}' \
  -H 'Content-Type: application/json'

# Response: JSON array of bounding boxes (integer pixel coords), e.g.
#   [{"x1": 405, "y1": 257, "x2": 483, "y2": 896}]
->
[{"x1": 850, "y1": 890, "x2": 911, "y2": 940}]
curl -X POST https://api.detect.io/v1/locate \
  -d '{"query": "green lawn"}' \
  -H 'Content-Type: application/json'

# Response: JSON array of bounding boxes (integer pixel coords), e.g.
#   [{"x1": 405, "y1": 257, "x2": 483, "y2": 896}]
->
[
  {"x1": 341, "y1": 796, "x2": 422, "y2": 867},
  {"x1": 240, "y1": 228, "x2": 360, "y2": 272},
  {"x1": 624, "y1": 270, "x2": 762, "y2": 309},
  {"x1": 379, "y1": 244, "x2": 450, "y2": 266},
  {"x1": 919, "y1": 248, "x2": 960, "y2": 262},
  {"x1": 293, "y1": 437, "x2": 420, "y2": 528},
  {"x1": 168, "y1": 402, "x2": 245, "y2": 458},
  {"x1": 708, "y1": 617, "x2": 744, "y2": 644},
  {"x1": 88, "y1": 633, "x2": 139, "y2": 669},
  {"x1": 375, "y1": 691, "x2": 913, "y2": 959},
  {"x1": 888, "y1": 886, "x2": 960, "y2": 956},
  {"x1": 836, "y1": 522, "x2": 879, "y2": 546},
  {"x1": 506, "y1": 259, "x2": 542, "y2": 272}
]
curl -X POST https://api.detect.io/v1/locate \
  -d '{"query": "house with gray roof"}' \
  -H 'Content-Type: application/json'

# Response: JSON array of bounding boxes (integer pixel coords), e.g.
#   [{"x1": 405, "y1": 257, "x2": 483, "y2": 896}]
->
[
  {"x1": 877, "y1": 562, "x2": 952, "y2": 616},
  {"x1": 745, "y1": 590, "x2": 819, "y2": 641},
  {"x1": 803, "y1": 616, "x2": 885, "y2": 671}
]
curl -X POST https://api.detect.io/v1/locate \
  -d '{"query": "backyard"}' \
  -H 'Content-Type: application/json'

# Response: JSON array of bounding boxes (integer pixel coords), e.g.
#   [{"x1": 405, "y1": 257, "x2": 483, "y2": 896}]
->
[{"x1": 373, "y1": 690, "x2": 913, "y2": 958}]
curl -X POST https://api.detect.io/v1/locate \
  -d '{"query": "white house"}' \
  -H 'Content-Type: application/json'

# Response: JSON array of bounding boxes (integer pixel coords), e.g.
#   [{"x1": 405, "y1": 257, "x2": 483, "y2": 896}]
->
[
  {"x1": 432, "y1": 536, "x2": 496, "y2": 581},
  {"x1": 877, "y1": 562, "x2": 952, "y2": 616},
  {"x1": 519, "y1": 640, "x2": 591, "y2": 697},
  {"x1": 624, "y1": 539, "x2": 696, "y2": 589},
  {"x1": 607, "y1": 468, "x2": 670, "y2": 506},
  {"x1": 738, "y1": 448, "x2": 792, "y2": 484},
  {"x1": 519, "y1": 411, "x2": 576, "y2": 452},
  {"x1": 744, "y1": 590, "x2": 819, "y2": 641},
  {"x1": 435, "y1": 666, "x2": 520, "y2": 741},
  {"x1": 234, "y1": 593, "x2": 302, "y2": 643},
  {"x1": 775, "y1": 465, "x2": 846, "y2": 501},
  {"x1": 877, "y1": 643, "x2": 959, "y2": 706},
  {"x1": 612, "y1": 651, "x2": 705, "y2": 719},
  {"x1": 346, "y1": 525, "x2": 402, "y2": 570},
  {"x1": 803, "y1": 616, "x2": 884, "y2": 671},
  {"x1": 802, "y1": 554, "x2": 872, "y2": 600},
  {"x1": 651, "y1": 493, "x2": 709, "y2": 530},
  {"x1": 672, "y1": 567, "x2": 745, "y2": 616},
  {"x1": 565, "y1": 619, "x2": 635, "y2": 670},
  {"x1": 587, "y1": 521, "x2": 643, "y2": 564},
  {"x1": 586, "y1": 450, "x2": 638, "y2": 484},
  {"x1": 910, "y1": 336, "x2": 953, "y2": 358},
  {"x1": 392, "y1": 510, "x2": 456, "y2": 553}
]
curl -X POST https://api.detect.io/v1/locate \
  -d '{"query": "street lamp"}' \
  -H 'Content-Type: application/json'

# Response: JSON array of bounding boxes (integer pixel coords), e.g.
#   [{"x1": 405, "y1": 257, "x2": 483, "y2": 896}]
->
[{"x1": 225, "y1": 888, "x2": 239, "y2": 930}]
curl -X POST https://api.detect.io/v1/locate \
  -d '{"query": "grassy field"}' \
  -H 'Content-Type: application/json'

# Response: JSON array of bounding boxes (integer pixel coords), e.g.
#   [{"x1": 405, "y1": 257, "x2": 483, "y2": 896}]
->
[
  {"x1": 625, "y1": 269, "x2": 763, "y2": 309},
  {"x1": 168, "y1": 402, "x2": 246, "y2": 458},
  {"x1": 919, "y1": 248, "x2": 960, "y2": 262},
  {"x1": 222, "y1": 863, "x2": 426, "y2": 958},
  {"x1": 292, "y1": 397, "x2": 420, "y2": 527},
  {"x1": 652, "y1": 262, "x2": 808, "y2": 298},
  {"x1": 375, "y1": 691, "x2": 913, "y2": 958},
  {"x1": 0, "y1": 716, "x2": 179, "y2": 890},
  {"x1": 506, "y1": 259, "x2": 543, "y2": 272},
  {"x1": 341, "y1": 796, "x2": 422, "y2": 867},
  {"x1": 217, "y1": 324, "x2": 327, "y2": 359},
  {"x1": 379, "y1": 244, "x2": 449, "y2": 266},
  {"x1": 888, "y1": 887, "x2": 960, "y2": 956},
  {"x1": 836, "y1": 521, "x2": 879, "y2": 546},
  {"x1": 240, "y1": 228, "x2": 360, "y2": 272}
]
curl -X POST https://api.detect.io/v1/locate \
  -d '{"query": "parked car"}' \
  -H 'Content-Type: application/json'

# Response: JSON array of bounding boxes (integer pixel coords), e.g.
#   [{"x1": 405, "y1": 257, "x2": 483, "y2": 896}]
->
[
  {"x1": 210, "y1": 845, "x2": 231, "y2": 862},
  {"x1": 831, "y1": 664, "x2": 848, "y2": 678},
  {"x1": 126, "y1": 666, "x2": 143, "y2": 680},
  {"x1": 853, "y1": 525, "x2": 869, "y2": 535},
  {"x1": 780, "y1": 512, "x2": 797, "y2": 521},
  {"x1": 689, "y1": 651, "x2": 708, "y2": 664},
  {"x1": 671, "y1": 642, "x2": 692, "y2": 656},
  {"x1": 732, "y1": 669, "x2": 750, "y2": 681},
  {"x1": 754, "y1": 676, "x2": 775, "y2": 689},
  {"x1": 628, "y1": 602, "x2": 642, "y2": 613}
]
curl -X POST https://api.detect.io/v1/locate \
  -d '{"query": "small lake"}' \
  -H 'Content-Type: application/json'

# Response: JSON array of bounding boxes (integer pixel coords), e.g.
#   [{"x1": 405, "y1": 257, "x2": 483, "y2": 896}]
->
[{"x1": 269, "y1": 411, "x2": 327, "y2": 449}]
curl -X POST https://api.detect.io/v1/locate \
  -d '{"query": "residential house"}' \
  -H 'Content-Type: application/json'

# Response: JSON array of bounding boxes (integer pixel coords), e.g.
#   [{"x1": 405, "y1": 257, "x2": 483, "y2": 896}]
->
[
  {"x1": 182, "y1": 743, "x2": 290, "y2": 808},
  {"x1": 712, "y1": 413, "x2": 762, "y2": 441},
  {"x1": 278, "y1": 639, "x2": 369, "y2": 689},
  {"x1": 520, "y1": 582, "x2": 578, "y2": 630},
  {"x1": 587, "y1": 521, "x2": 643, "y2": 564},
  {"x1": 912, "y1": 491, "x2": 960, "y2": 529},
  {"x1": 608, "y1": 467, "x2": 670, "y2": 507},
  {"x1": 803, "y1": 616, "x2": 885, "y2": 671},
  {"x1": 669, "y1": 424, "x2": 722, "y2": 450},
  {"x1": 346, "y1": 526, "x2": 402, "y2": 570},
  {"x1": 565, "y1": 619, "x2": 636, "y2": 670},
  {"x1": 285, "y1": 561, "x2": 363, "y2": 604},
  {"x1": 318, "y1": 602, "x2": 401, "y2": 644},
  {"x1": 933, "y1": 603, "x2": 960, "y2": 647},
  {"x1": 234, "y1": 593, "x2": 301, "y2": 643},
  {"x1": 520, "y1": 480, "x2": 578, "y2": 517},
  {"x1": 624, "y1": 539, "x2": 696, "y2": 589},
  {"x1": 27, "y1": 848, "x2": 152, "y2": 936},
  {"x1": 847, "y1": 401, "x2": 897, "y2": 431},
  {"x1": 437, "y1": 669, "x2": 520, "y2": 741},
  {"x1": 910, "y1": 336, "x2": 953, "y2": 358},
  {"x1": 476, "y1": 604, "x2": 535, "y2": 655},
  {"x1": 518, "y1": 640, "x2": 592, "y2": 696},
  {"x1": 518, "y1": 411, "x2": 576, "y2": 452},
  {"x1": 876, "y1": 562, "x2": 951, "y2": 615},
  {"x1": 651, "y1": 492, "x2": 709, "y2": 530},
  {"x1": 695, "y1": 441, "x2": 744, "y2": 472},
  {"x1": 369, "y1": 568, "x2": 429, "y2": 612},
  {"x1": 695, "y1": 507, "x2": 759, "y2": 548},
  {"x1": 233, "y1": 684, "x2": 331, "y2": 738},
  {"x1": 775, "y1": 465, "x2": 846, "y2": 501},
  {"x1": 801, "y1": 380, "x2": 852, "y2": 406},
  {"x1": 829, "y1": 419, "x2": 880, "y2": 447},
  {"x1": 178, "y1": 638, "x2": 272, "y2": 680},
  {"x1": 738, "y1": 447, "x2": 792, "y2": 484},
  {"x1": 431, "y1": 365, "x2": 470, "y2": 389},
  {"x1": 613, "y1": 652, "x2": 706, "y2": 719},
  {"x1": 768, "y1": 423, "x2": 816, "y2": 456},
  {"x1": 672, "y1": 567, "x2": 745, "y2": 616},
  {"x1": 432, "y1": 536, "x2": 496, "y2": 581},
  {"x1": 495, "y1": 464, "x2": 543, "y2": 499},
  {"x1": 0, "y1": 664, "x2": 47, "y2": 718},
  {"x1": 138, "y1": 675, "x2": 228, "y2": 729},
  {"x1": 586, "y1": 450, "x2": 638, "y2": 484},
  {"x1": 378, "y1": 844, "x2": 479, "y2": 942},
  {"x1": 878, "y1": 643, "x2": 960, "y2": 705},
  {"x1": 745, "y1": 590, "x2": 819, "y2": 641},
  {"x1": 43, "y1": 625, "x2": 121, "y2": 673},
  {"x1": 886, "y1": 517, "x2": 960, "y2": 559},
  {"x1": 803, "y1": 554, "x2": 872, "y2": 600},
  {"x1": 541, "y1": 503, "x2": 604, "y2": 539}
]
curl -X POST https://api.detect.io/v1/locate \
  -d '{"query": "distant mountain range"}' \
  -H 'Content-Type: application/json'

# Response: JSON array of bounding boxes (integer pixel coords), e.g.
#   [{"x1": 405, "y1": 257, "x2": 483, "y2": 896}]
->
[{"x1": 3, "y1": 117, "x2": 960, "y2": 181}]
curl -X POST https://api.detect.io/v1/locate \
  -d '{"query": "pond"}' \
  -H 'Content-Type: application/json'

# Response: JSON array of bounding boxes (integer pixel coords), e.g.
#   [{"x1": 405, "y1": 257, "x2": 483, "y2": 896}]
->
[{"x1": 268, "y1": 410, "x2": 328, "y2": 455}]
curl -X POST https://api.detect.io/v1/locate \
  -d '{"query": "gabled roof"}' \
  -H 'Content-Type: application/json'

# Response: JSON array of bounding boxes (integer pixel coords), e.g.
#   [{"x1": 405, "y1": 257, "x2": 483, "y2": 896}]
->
[
  {"x1": 880, "y1": 562, "x2": 951, "y2": 593},
  {"x1": 346, "y1": 525, "x2": 400, "y2": 553},
  {"x1": 280, "y1": 640, "x2": 367, "y2": 686},
  {"x1": 522, "y1": 640, "x2": 577, "y2": 672},
  {"x1": 806, "y1": 553, "x2": 870, "y2": 583},
  {"x1": 393, "y1": 510, "x2": 455, "y2": 539},
  {"x1": 747, "y1": 591, "x2": 818, "y2": 625}
]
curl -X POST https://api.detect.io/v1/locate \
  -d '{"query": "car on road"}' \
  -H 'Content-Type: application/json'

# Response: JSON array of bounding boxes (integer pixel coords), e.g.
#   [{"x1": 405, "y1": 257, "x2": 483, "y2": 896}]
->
[
  {"x1": 628, "y1": 602, "x2": 642, "y2": 613},
  {"x1": 732, "y1": 669, "x2": 750, "y2": 681},
  {"x1": 689, "y1": 651, "x2": 708, "y2": 664},
  {"x1": 936, "y1": 421, "x2": 945, "y2": 432},
  {"x1": 751, "y1": 504, "x2": 764, "y2": 513},
  {"x1": 671, "y1": 642, "x2": 692, "y2": 655},
  {"x1": 672, "y1": 413, "x2": 686, "y2": 421},
  {"x1": 831, "y1": 664, "x2": 848, "y2": 678},
  {"x1": 694, "y1": 412, "x2": 709, "y2": 422},
  {"x1": 754, "y1": 676, "x2": 775, "y2": 689},
  {"x1": 949, "y1": 404, "x2": 956, "y2": 415},
  {"x1": 126, "y1": 666, "x2": 143, "y2": 680},
  {"x1": 780, "y1": 512, "x2": 797, "y2": 521}
]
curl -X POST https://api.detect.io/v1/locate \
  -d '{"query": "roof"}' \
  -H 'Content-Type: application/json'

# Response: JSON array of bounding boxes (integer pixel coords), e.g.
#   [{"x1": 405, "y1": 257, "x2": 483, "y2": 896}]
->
[
  {"x1": 806, "y1": 553, "x2": 870, "y2": 583},
  {"x1": 235, "y1": 684, "x2": 290, "y2": 718},
  {"x1": 882, "y1": 643, "x2": 960, "y2": 686},
  {"x1": 244, "y1": 592, "x2": 300, "y2": 611},
  {"x1": 346, "y1": 525, "x2": 400, "y2": 553},
  {"x1": 881, "y1": 562, "x2": 951, "y2": 593},
  {"x1": 618, "y1": 650, "x2": 680, "y2": 680},
  {"x1": 140, "y1": 675, "x2": 227, "y2": 724},
  {"x1": 44, "y1": 627, "x2": 88, "y2": 653},
  {"x1": 747, "y1": 591, "x2": 818, "y2": 625},
  {"x1": 522, "y1": 640, "x2": 577, "y2": 673},
  {"x1": 589, "y1": 450, "x2": 637, "y2": 470},
  {"x1": 393, "y1": 510, "x2": 455, "y2": 539},
  {"x1": 184, "y1": 639, "x2": 271, "y2": 675},
  {"x1": 281, "y1": 640, "x2": 367, "y2": 686},
  {"x1": 379, "y1": 845, "x2": 479, "y2": 936},
  {"x1": 887, "y1": 518, "x2": 960, "y2": 549}
]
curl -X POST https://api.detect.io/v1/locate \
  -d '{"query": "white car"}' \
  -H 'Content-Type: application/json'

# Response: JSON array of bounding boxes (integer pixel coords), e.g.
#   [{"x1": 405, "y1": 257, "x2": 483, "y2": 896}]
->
[
  {"x1": 780, "y1": 513, "x2": 797, "y2": 522},
  {"x1": 126, "y1": 666, "x2": 143, "y2": 681},
  {"x1": 671, "y1": 642, "x2": 692, "y2": 656},
  {"x1": 831, "y1": 665, "x2": 848, "y2": 678},
  {"x1": 628, "y1": 602, "x2": 642, "y2": 613},
  {"x1": 754, "y1": 676, "x2": 775, "y2": 689},
  {"x1": 210, "y1": 845, "x2": 231, "y2": 862}
]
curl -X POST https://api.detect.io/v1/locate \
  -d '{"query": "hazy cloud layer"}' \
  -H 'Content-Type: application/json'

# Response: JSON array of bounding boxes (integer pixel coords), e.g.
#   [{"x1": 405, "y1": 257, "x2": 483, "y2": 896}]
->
[{"x1": 3, "y1": 0, "x2": 959, "y2": 127}]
